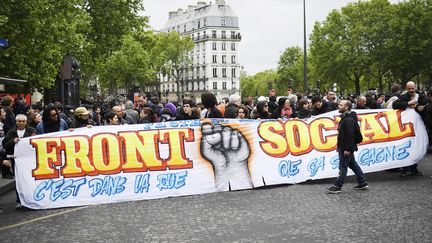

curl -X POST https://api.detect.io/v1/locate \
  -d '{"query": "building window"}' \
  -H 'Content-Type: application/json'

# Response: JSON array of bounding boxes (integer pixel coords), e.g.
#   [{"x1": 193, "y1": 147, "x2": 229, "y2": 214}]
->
[
  {"x1": 223, "y1": 82, "x2": 227, "y2": 89},
  {"x1": 221, "y1": 31, "x2": 226, "y2": 39},
  {"x1": 222, "y1": 55, "x2": 226, "y2": 64},
  {"x1": 222, "y1": 68, "x2": 227, "y2": 77},
  {"x1": 204, "y1": 18, "x2": 207, "y2": 27},
  {"x1": 232, "y1": 68, "x2": 236, "y2": 78},
  {"x1": 212, "y1": 30, "x2": 217, "y2": 38},
  {"x1": 196, "y1": 68, "x2": 200, "y2": 79},
  {"x1": 184, "y1": 25, "x2": 186, "y2": 32},
  {"x1": 212, "y1": 55, "x2": 217, "y2": 64},
  {"x1": 231, "y1": 31, "x2": 236, "y2": 39},
  {"x1": 203, "y1": 67, "x2": 206, "y2": 78},
  {"x1": 231, "y1": 43, "x2": 236, "y2": 51},
  {"x1": 222, "y1": 42, "x2": 226, "y2": 51},
  {"x1": 221, "y1": 18, "x2": 226, "y2": 26},
  {"x1": 203, "y1": 54, "x2": 206, "y2": 64},
  {"x1": 231, "y1": 55, "x2": 236, "y2": 64},
  {"x1": 213, "y1": 82, "x2": 217, "y2": 90},
  {"x1": 197, "y1": 55, "x2": 200, "y2": 65},
  {"x1": 212, "y1": 42, "x2": 217, "y2": 50},
  {"x1": 203, "y1": 31, "x2": 207, "y2": 40},
  {"x1": 213, "y1": 68, "x2": 218, "y2": 78},
  {"x1": 198, "y1": 21, "x2": 201, "y2": 28}
]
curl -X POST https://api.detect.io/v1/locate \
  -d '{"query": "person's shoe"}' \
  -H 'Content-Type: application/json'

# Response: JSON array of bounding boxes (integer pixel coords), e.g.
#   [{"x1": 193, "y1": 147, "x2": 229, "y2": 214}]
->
[
  {"x1": 353, "y1": 183, "x2": 368, "y2": 190},
  {"x1": 325, "y1": 186, "x2": 341, "y2": 194},
  {"x1": 399, "y1": 171, "x2": 410, "y2": 177},
  {"x1": 410, "y1": 171, "x2": 423, "y2": 176},
  {"x1": 15, "y1": 202, "x2": 22, "y2": 209}
]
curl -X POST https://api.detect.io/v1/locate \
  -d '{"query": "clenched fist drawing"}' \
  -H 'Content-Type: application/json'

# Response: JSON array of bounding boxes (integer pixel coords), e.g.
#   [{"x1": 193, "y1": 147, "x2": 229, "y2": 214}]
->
[{"x1": 201, "y1": 123, "x2": 252, "y2": 191}]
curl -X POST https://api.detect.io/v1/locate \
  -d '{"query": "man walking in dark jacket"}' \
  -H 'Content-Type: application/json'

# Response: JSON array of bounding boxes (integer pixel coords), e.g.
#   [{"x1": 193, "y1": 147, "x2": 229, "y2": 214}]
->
[{"x1": 326, "y1": 100, "x2": 368, "y2": 193}]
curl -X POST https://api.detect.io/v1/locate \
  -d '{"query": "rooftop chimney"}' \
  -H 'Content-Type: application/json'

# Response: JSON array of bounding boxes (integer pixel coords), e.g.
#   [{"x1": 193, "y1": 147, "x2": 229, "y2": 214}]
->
[
  {"x1": 168, "y1": 11, "x2": 177, "y2": 19},
  {"x1": 215, "y1": 0, "x2": 225, "y2": 5},
  {"x1": 187, "y1": 5, "x2": 197, "y2": 12},
  {"x1": 197, "y1": 1, "x2": 206, "y2": 8}
]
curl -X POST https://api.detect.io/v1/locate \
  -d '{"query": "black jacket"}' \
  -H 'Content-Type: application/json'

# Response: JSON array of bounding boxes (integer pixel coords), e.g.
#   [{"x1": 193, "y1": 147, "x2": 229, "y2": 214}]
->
[
  {"x1": 337, "y1": 111, "x2": 358, "y2": 152},
  {"x1": 224, "y1": 104, "x2": 238, "y2": 118},
  {"x1": 365, "y1": 96, "x2": 381, "y2": 109},
  {"x1": 176, "y1": 111, "x2": 200, "y2": 120},
  {"x1": 392, "y1": 92, "x2": 428, "y2": 116},
  {"x1": 2, "y1": 126, "x2": 36, "y2": 155},
  {"x1": 312, "y1": 100, "x2": 334, "y2": 116},
  {"x1": 296, "y1": 109, "x2": 311, "y2": 119},
  {"x1": 3, "y1": 107, "x2": 15, "y2": 135}
]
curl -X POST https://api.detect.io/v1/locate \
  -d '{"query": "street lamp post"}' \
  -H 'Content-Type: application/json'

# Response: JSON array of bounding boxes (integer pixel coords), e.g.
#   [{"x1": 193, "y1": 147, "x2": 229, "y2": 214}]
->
[{"x1": 303, "y1": 0, "x2": 308, "y2": 96}]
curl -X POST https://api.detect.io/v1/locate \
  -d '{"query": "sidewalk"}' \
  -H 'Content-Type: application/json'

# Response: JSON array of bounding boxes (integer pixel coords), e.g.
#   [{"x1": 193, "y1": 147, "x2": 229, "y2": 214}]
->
[{"x1": 0, "y1": 178, "x2": 15, "y2": 196}]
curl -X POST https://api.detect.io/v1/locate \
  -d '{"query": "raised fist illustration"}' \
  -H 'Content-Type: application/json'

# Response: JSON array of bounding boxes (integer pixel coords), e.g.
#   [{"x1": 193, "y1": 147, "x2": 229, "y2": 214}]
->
[{"x1": 201, "y1": 123, "x2": 252, "y2": 191}]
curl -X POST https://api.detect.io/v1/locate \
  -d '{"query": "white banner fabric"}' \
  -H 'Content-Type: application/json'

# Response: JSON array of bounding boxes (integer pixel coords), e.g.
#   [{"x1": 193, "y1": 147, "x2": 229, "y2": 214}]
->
[{"x1": 14, "y1": 109, "x2": 428, "y2": 209}]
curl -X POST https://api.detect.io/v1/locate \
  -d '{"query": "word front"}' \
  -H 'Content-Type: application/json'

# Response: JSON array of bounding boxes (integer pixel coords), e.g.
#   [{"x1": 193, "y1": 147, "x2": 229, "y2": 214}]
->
[{"x1": 31, "y1": 128, "x2": 195, "y2": 180}]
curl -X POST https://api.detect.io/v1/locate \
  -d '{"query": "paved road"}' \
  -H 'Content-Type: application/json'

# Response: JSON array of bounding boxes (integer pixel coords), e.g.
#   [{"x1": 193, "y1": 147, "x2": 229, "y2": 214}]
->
[{"x1": 0, "y1": 155, "x2": 431, "y2": 242}]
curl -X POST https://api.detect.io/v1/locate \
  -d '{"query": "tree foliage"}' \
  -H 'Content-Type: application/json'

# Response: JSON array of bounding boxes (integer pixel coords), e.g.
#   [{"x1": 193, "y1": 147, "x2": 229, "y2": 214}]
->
[
  {"x1": 100, "y1": 33, "x2": 153, "y2": 93},
  {"x1": 154, "y1": 31, "x2": 194, "y2": 103},
  {"x1": 0, "y1": 0, "x2": 90, "y2": 89},
  {"x1": 0, "y1": 0, "x2": 148, "y2": 93},
  {"x1": 276, "y1": 47, "x2": 305, "y2": 93},
  {"x1": 308, "y1": 0, "x2": 432, "y2": 94},
  {"x1": 240, "y1": 70, "x2": 279, "y2": 98}
]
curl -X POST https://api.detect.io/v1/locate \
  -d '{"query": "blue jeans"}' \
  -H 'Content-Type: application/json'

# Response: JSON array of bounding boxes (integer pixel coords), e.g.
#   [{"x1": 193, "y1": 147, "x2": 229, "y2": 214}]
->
[{"x1": 334, "y1": 150, "x2": 366, "y2": 188}]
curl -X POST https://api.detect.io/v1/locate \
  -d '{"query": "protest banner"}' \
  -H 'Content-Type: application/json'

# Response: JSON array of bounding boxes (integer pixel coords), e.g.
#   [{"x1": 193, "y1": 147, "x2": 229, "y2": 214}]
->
[{"x1": 14, "y1": 109, "x2": 428, "y2": 209}]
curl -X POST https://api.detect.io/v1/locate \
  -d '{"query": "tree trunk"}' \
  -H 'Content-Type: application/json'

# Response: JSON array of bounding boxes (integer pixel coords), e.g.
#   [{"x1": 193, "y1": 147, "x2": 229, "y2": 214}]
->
[
  {"x1": 378, "y1": 74, "x2": 383, "y2": 92},
  {"x1": 355, "y1": 75, "x2": 361, "y2": 95},
  {"x1": 428, "y1": 71, "x2": 432, "y2": 89}
]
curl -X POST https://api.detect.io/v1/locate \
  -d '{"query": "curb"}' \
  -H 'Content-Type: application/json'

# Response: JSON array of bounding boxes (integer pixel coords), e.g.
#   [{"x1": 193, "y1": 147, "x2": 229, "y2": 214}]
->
[{"x1": 0, "y1": 179, "x2": 15, "y2": 196}]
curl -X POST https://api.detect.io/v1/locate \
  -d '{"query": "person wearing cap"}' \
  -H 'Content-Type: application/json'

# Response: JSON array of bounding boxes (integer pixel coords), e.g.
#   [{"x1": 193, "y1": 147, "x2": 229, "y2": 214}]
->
[{"x1": 70, "y1": 107, "x2": 96, "y2": 128}]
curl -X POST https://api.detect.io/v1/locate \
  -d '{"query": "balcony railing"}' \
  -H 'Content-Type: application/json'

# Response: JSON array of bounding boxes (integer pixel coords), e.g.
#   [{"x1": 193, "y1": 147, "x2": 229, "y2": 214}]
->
[{"x1": 192, "y1": 33, "x2": 242, "y2": 42}]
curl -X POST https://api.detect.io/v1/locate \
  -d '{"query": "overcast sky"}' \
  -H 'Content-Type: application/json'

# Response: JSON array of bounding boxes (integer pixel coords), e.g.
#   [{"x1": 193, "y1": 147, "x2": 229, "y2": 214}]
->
[{"x1": 143, "y1": 0, "x2": 400, "y2": 75}]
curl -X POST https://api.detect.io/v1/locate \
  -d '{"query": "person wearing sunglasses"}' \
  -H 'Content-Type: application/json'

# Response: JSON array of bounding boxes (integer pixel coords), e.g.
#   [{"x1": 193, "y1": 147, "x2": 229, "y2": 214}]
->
[
  {"x1": 254, "y1": 101, "x2": 271, "y2": 120},
  {"x1": 36, "y1": 105, "x2": 69, "y2": 134}
]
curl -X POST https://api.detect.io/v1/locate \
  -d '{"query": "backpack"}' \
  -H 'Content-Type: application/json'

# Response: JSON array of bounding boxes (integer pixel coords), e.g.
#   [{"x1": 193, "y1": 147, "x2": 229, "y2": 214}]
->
[{"x1": 352, "y1": 117, "x2": 363, "y2": 144}]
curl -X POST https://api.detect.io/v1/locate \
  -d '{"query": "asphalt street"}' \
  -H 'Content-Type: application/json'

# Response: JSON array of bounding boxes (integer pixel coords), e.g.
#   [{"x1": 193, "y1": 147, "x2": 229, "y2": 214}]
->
[{"x1": 0, "y1": 154, "x2": 431, "y2": 242}]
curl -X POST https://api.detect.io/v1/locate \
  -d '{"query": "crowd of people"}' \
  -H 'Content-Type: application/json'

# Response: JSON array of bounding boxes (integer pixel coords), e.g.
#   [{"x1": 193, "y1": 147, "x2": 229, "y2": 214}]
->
[{"x1": 0, "y1": 81, "x2": 431, "y2": 206}]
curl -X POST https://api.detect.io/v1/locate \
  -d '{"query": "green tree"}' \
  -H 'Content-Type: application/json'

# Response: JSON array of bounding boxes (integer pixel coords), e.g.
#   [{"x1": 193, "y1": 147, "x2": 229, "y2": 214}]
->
[
  {"x1": 240, "y1": 70, "x2": 279, "y2": 98},
  {"x1": 276, "y1": 47, "x2": 305, "y2": 94},
  {"x1": 386, "y1": 0, "x2": 432, "y2": 86},
  {"x1": 82, "y1": 0, "x2": 148, "y2": 87},
  {"x1": 310, "y1": 0, "x2": 394, "y2": 94},
  {"x1": 0, "y1": 0, "x2": 90, "y2": 90},
  {"x1": 100, "y1": 33, "x2": 154, "y2": 93},
  {"x1": 155, "y1": 31, "x2": 194, "y2": 103}
]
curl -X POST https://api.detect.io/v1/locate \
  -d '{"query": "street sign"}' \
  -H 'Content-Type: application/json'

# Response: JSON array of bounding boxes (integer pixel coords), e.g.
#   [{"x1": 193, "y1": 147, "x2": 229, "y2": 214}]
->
[{"x1": 0, "y1": 39, "x2": 8, "y2": 47}]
